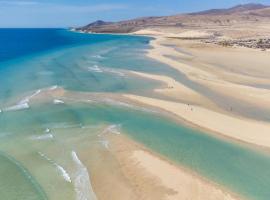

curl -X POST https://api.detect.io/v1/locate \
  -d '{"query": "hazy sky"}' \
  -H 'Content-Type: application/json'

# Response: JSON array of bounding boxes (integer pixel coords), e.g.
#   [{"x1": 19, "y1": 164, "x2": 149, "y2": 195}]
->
[{"x1": 0, "y1": 0, "x2": 270, "y2": 27}]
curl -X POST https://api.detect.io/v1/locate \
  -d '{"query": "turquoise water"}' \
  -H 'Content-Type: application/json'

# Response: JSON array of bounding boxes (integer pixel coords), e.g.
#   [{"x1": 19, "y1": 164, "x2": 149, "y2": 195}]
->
[
  {"x1": 0, "y1": 153, "x2": 47, "y2": 200},
  {"x1": 2, "y1": 102, "x2": 270, "y2": 200},
  {"x1": 1, "y1": 29, "x2": 270, "y2": 200},
  {"x1": 0, "y1": 31, "x2": 164, "y2": 106}
]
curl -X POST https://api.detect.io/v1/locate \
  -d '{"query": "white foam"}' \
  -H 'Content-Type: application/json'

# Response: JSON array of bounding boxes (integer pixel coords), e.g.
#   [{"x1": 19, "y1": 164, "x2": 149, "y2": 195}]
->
[
  {"x1": 71, "y1": 151, "x2": 97, "y2": 200},
  {"x1": 92, "y1": 55, "x2": 104, "y2": 59},
  {"x1": 103, "y1": 98, "x2": 157, "y2": 113},
  {"x1": 56, "y1": 165, "x2": 72, "y2": 183},
  {"x1": 19, "y1": 89, "x2": 41, "y2": 104},
  {"x1": 46, "y1": 122, "x2": 81, "y2": 129},
  {"x1": 100, "y1": 140, "x2": 109, "y2": 149},
  {"x1": 38, "y1": 152, "x2": 72, "y2": 183},
  {"x1": 4, "y1": 102, "x2": 29, "y2": 111},
  {"x1": 49, "y1": 85, "x2": 58, "y2": 90},
  {"x1": 88, "y1": 65, "x2": 103, "y2": 73},
  {"x1": 103, "y1": 99, "x2": 134, "y2": 108},
  {"x1": 31, "y1": 134, "x2": 54, "y2": 140},
  {"x1": 53, "y1": 99, "x2": 65, "y2": 104},
  {"x1": 3, "y1": 89, "x2": 43, "y2": 112},
  {"x1": 71, "y1": 151, "x2": 84, "y2": 167},
  {"x1": 81, "y1": 124, "x2": 101, "y2": 129},
  {"x1": 103, "y1": 68, "x2": 125, "y2": 76},
  {"x1": 102, "y1": 124, "x2": 121, "y2": 135}
]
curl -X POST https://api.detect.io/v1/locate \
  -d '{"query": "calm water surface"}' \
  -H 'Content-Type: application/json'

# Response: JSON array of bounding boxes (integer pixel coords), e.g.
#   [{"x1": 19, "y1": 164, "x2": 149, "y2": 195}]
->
[{"x1": 0, "y1": 29, "x2": 269, "y2": 200}]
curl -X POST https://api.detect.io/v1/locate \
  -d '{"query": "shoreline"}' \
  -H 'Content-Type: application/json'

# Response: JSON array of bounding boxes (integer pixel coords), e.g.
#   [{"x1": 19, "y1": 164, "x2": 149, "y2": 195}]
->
[
  {"x1": 24, "y1": 86, "x2": 260, "y2": 200},
  {"x1": 14, "y1": 87, "x2": 245, "y2": 200},
  {"x1": 99, "y1": 132, "x2": 241, "y2": 200},
  {"x1": 2, "y1": 29, "x2": 270, "y2": 200},
  {"x1": 125, "y1": 31, "x2": 270, "y2": 149}
]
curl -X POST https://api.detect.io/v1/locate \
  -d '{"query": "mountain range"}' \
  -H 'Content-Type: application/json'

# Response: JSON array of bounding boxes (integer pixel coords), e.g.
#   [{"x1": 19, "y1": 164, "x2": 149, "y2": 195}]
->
[{"x1": 77, "y1": 3, "x2": 270, "y2": 34}]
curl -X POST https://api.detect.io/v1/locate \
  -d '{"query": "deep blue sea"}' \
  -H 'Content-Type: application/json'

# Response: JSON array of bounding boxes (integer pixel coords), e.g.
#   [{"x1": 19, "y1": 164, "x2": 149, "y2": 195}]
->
[
  {"x1": 1, "y1": 29, "x2": 270, "y2": 200},
  {"x1": 0, "y1": 29, "x2": 146, "y2": 62},
  {"x1": 0, "y1": 29, "x2": 167, "y2": 106},
  {"x1": 0, "y1": 29, "x2": 70, "y2": 62}
]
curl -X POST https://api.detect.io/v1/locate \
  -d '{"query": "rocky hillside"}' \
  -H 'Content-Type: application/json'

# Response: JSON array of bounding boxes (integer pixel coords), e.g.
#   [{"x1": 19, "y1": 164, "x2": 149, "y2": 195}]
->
[{"x1": 77, "y1": 3, "x2": 270, "y2": 33}]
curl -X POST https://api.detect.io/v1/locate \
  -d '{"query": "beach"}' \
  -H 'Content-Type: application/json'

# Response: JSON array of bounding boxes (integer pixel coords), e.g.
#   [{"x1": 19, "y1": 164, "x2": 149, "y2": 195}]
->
[
  {"x1": 128, "y1": 30, "x2": 270, "y2": 148},
  {"x1": 1, "y1": 29, "x2": 270, "y2": 200},
  {"x1": 86, "y1": 132, "x2": 239, "y2": 200}
]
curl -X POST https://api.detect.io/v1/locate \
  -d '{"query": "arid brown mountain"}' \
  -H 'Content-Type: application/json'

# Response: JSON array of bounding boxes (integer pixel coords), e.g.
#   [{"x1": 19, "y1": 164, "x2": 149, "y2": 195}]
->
[
  {"x1": 77, "y1": 3, "x2": 270, "y2": 34},
  {"x1": 191, "y1": 3, "x2": 268, "y2": 15},
  {"x1": 81, "y1": 20, "x2": 113, "y2": 30}
]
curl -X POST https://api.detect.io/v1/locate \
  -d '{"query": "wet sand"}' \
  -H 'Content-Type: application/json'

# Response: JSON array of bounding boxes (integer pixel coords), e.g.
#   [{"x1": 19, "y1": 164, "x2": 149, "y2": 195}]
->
[
  {"x1": 126, "y1": 31, "x2": 270, "y2": 148},
  {"x1": 86, "y1": 132, "x2": 240, "y2": 200},
  {"x1": 25, "y1": 87, "x2": 242, "y2": 200},
  {"x1": 14, "y1": 31, "x2": 270, "y2": 199}
]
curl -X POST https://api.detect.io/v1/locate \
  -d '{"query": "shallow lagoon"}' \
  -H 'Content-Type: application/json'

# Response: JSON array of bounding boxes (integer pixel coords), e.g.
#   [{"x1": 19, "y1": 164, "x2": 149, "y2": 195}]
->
[{"x1": 0, "y1": 29, "x2": 270, "y2": 200}]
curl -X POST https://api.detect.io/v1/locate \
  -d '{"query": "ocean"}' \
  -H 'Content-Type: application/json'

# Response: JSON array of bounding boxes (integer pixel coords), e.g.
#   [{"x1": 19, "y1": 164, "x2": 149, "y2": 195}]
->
[{"x1": 0, "y1": 29, "x2": 270, "y2": 200}]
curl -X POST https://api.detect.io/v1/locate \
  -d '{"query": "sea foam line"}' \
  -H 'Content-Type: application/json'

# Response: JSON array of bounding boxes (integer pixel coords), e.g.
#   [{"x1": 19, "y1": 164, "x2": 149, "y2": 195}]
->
[
  {"x1": 49, "y1": 85, "x2": 58, "y2": 90},
  {"x1": 31, "y1": 134, "x2": 54, "y2": 141},
  {"x1": 71, "y1": 151, "x2": 97, "y2": 200},
  {"x1": 91, "y1": 55, "x2": 104, "y2": 59},
  {"x1": 3, "y1": 89, "x2": 42, "y2": 112},
  {"x1": 102, "y1": 99, "x2": 134, "y2": 108},
  {"x1": 88, "y1": 65, "x2": 103, "y2": 73},
  {"x1": 45, "y1": 122, "x2": 82, "y2": 129},
  {"x1": 102, "y1": 98, "x2": 157, "y2": 113},
  {"x1": 103, "y1": 68, "x2": 125, "y2": 76},
  {"x1": 53, "y1": 99, "x2": 65, "y2": 104},
  {"x1": 100, "y1": 140, "x2": 109, "y2": 149},
  {"x1": 101, "y1": 124, "x2": 122, "y2": 136},
  {"x1": 4, "y1": 102, "x2": 30, "y2": 111},
  {"x1": 19, "y1": 89, "x2": 41, "y2": 104},
  {"x1": 38, "y1": 152, "x2": 72, "y2": 183}
]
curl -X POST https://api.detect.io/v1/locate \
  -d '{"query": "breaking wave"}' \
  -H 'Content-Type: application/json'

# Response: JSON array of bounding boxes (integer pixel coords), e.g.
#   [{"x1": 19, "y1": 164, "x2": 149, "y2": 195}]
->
[
  {"x1": 71, "y1": 151, "x2": 97, "y2": 200},
  {"x1": 38, "y1": 152, "x2": 72, "y2": 183},
  {"x1": 45, "y1": 122, "x2": 82, "y2": 129},
  {"x1": 49, "y1": 85, "x2": 58, "y2": 90},
  {"x1": 19, "y1": 89, "x2": 41, "y2": 104},
  {"x1": 31, "y1": 134, "x2": 54, "y2": 141},
  {"x1": 91, "y1": 55, "x2": 104, "y2": 59},
  {"x1": 102, "y1": 98, "x2": 157, "y2": 113},
  {"x1": 88, "y1": 65, "x2": 103, "y2": 73},
  {"x1": 103, "y1": 68, "x2": 125, "y2": 76},
  {"x1": 4, "y1": 102, "x2": 30, "y2": 111},
  {"x1": 101, "y1": 124, "x2": 122, "y2": 135},
  {"x1": 100, "y1": 140, "x2": 109, "y2": 149},
  {"x1": 53, "y1": 99, "x2": 65, "y2": 104},
  {"x1": 3, "y1": 89, "x2": 42, "y2": 112}
]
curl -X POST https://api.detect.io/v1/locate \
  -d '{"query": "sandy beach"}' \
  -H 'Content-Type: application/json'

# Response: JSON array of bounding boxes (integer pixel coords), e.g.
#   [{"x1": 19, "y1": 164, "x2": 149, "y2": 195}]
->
[
  {"x1": 125, "y1": 94, "x2": 270, "y2": 148},
  {"x1": 25, "y1": 86, "x2": 244, "y2": 200},
  {"x1": 27, "y1": 30, "x2": 270, "y2": 199},
  {"x1": 3, "y1": 27, "x2": 270, "y2": 200},
  {"x1": 2, "y1": 4, "x2": 270, "y2": 199},
  {"x1": 86, "y1": 132, "x2": 240, "y2": 200},
  {"x1": 128, "y1": 29, "x2": 270, "y2": 149}
]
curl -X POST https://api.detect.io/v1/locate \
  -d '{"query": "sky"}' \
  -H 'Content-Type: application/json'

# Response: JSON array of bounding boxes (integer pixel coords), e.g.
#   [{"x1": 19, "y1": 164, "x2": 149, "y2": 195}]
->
[{"x1": 0, "y1": 0, "x2": 270, "y2": 28}]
